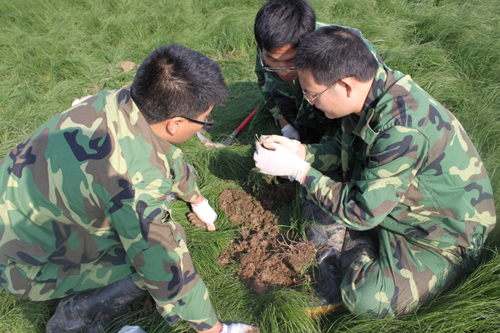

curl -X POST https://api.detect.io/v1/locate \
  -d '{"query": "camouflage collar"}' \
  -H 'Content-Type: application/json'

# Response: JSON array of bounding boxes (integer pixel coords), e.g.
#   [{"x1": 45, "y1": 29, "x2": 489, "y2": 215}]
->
[
  {"x1": 362, "y1": 66, "x2": 388, "y2": 117},
  {"x1": 352, "y1": 67, "x2": 414, "y2": 145}
]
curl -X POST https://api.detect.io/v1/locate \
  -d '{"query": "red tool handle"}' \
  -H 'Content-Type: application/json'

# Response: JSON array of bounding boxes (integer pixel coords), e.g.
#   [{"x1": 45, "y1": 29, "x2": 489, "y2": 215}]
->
[{"x1": 235, "y1": 106, "x2": 258, "y2": 133}]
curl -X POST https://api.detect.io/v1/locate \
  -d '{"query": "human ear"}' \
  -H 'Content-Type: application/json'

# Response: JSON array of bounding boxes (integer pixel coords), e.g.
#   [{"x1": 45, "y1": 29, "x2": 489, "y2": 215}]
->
[
  {"x1": 165, "y1": 117, "x2": 183, "y2": 135},
  {"x1": 340, "y1": 78, "x2": 353, "y2": 98}
]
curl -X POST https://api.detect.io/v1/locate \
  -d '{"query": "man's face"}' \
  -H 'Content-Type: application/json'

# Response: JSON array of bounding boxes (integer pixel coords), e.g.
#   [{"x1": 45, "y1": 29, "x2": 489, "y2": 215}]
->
[
  {"x1": 299, "y1": 69, "x2": 351, "y2": 119},
  {"x1": 151, "y1": 105, "x2": 214, "y2": 144},
  {"x1": 262, "y1": 44, "x2": 299, "y2": 81},
  {"x1": 169, "y1": 105, "x2": 214, "y2": 144}
]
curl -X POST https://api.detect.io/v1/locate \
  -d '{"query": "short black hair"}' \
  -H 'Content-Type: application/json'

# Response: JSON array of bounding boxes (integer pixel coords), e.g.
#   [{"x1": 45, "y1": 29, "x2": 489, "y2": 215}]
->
[
  {"x1": 130, "y1": 44, "x2": 227, "y2": 124},
  {"x1": 254, "y1": 0, "x2": 316, "y2": 52},
  {"x1": 295, "y1": 26, "x2": 378, "y2": 85}
]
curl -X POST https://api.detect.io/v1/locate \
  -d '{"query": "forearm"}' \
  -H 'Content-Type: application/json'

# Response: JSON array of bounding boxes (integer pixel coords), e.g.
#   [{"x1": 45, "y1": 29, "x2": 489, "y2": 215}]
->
[
  {"x1": 301, "y1": 167, "x2": 378, "y2": 230},
  {"x1": 200, "y1": 321, "x2": 222, "y2": 333},
  {"x1": 170, "y1": 160, "x2": 202, "y2": 203},
  {"x1": 299, "y1": 165, "x2": 311, "y2": 185},
  {"x1": 190, "y1": 195, "x2": 204, "y2": 205},
  {"x1": 278, "y1": 118, "x2": 289, "y2": 129},
  {"x1": 302, "y1": 127, "x2": 429, "y2": 230},
  {"x1": 256, "y1": 71, "x2": 284, "y2": 121},
  {"x1": 130, "y1": 219, "x2": 218, "y2": 330},
  {"x1": 256, "y1": 69, "x2": 299, "y2": 124},
  {"x1": 155, "y1": 276, "x2": 218, "y2": 331},
  {"x1": 303, "y1": 140, "x2": 342, "y2": 172}
]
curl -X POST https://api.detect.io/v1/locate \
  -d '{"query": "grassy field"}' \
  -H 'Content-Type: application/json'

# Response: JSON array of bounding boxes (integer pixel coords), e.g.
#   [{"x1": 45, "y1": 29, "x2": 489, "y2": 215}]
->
[{"x1": 1, "y1": 0, "x2": 500, "y2": 332}]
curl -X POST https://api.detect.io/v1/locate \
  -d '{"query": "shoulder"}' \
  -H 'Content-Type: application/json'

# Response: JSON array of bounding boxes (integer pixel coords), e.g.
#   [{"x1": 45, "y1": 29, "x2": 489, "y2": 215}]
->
[
  {"x1": 157, "y1": 138, "x2": 183, "y2": 166},
  {"x1": 373, "y1": 72, "x2": 460, "y2": 144}
]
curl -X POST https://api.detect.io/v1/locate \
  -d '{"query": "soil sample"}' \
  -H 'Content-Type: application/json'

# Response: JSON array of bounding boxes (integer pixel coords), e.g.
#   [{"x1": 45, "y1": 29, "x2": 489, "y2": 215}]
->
[{"x1": 217, "y1": 179, "x2": 315, "y2": 295}]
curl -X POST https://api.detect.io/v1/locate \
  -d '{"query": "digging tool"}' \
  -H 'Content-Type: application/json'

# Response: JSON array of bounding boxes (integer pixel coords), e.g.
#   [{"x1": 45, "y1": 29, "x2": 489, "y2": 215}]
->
[
  {"x1": 305, "y1": 302, "x2": 347, "y2": 319},
  {"x1": 197, "y1": 105, "x2": 258, "y2": 148}
]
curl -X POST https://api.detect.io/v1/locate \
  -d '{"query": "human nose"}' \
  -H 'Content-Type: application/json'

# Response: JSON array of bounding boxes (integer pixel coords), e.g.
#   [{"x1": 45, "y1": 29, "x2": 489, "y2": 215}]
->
[{"x1": 277, "y1": 67, "x2": 292, "y2": 76}]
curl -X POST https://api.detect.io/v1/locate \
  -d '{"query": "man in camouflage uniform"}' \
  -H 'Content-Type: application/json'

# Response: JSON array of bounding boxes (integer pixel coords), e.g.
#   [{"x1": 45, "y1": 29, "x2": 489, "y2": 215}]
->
[
  {"x1": 254, "y1": 0, "x2": 383, "y2": 144},
  {"x1": 0, "y1": 44, "x2": 258, "y2": 333},
  {"x1": 254, "y1": 26, "x2": 496, "y2": 317},
  {"x1": 255, "y1": 0, "x2": 390, "y2": 307},
  {"x1": 254, "y1": 0, "x2": 338, "y2": 143}
]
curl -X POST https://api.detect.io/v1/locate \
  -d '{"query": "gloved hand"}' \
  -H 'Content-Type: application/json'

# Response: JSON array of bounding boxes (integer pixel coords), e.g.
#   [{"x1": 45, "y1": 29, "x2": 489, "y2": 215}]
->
[
  {"x1": 221, "y1": 323, "x2": 260, "y2": 333},
  {"x1": 259, "y1": 134, "x2": 301, "y2": 153},
  {"x1": 254, "y1": 142, "x2": 310, "y2": 183},
  {"x1": 71, "y1": 95, "x2": 93, "y2": 106},
  {"x1": 281, "y1": 124, "x2": 300, "y2": 141},
  {"x1": 191, "y1": 198, "x2": 217, "y2": 232}
]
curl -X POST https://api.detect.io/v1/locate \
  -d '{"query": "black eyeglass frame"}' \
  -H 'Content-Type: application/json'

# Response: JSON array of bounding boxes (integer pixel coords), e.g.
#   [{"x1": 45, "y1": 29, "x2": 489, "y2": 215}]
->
[{"x1": 167, "y1": 113, "x2": 215, "y2": 127}]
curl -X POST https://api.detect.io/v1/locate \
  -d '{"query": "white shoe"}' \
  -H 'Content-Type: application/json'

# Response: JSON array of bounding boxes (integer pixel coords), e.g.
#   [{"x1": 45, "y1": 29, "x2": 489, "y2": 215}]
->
[{"x1": 221, "y1": 323, "x2": 260, "y2": 333}]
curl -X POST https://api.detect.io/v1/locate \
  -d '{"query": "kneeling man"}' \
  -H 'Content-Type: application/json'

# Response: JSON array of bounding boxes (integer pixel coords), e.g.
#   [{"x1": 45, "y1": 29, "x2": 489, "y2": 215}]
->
[{"x1": 254, "y1": 26, "x2": 496, "y2": 317}]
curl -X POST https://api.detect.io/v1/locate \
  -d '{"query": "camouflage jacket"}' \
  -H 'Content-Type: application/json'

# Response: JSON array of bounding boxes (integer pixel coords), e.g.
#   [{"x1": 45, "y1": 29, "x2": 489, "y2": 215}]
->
[
  {"x1": 302, "y1": 65, "x2": 496, "y2": 267},
  {"x1": 0, "y1": 87, "x2": 203, "y2": 308},
  {"x1": 255, "y1": 22, "x2": 384, "y2": 136}
]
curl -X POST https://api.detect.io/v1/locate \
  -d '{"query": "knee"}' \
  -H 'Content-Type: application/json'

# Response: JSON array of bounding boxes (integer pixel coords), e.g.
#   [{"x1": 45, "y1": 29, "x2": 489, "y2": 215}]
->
[
  {"x1": 340, "y1": 276, "x2": 378, "y2": 317},
  {"x1": 340, "y1": 274, "x2": 406, "y2": 318}
]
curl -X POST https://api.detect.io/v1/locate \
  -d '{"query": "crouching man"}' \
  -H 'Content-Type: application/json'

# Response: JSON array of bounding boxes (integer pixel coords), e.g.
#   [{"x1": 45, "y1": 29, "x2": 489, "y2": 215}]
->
[
  {"x1": 254, "y1": 26, "x2": 496, "y2": 317},
  {"x1": 0, "y1": 44, "x2": 259, "y2": 333}
]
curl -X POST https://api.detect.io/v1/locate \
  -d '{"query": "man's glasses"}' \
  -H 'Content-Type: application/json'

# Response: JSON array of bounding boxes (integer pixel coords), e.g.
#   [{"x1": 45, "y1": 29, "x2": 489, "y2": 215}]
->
[
  {"x1": 259, "y1": 48, "x2": 298, "y2": 73},
  {"x1": 168, "y1": 113, "x2": 215, "y2": 127},
  {"x1": 302, "y1": 82, "x2": 335, "y2": 104}
]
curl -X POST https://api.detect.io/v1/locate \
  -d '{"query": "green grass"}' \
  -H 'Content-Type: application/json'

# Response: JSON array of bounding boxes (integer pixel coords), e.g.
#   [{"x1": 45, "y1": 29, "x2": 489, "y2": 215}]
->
[{"x1": 1, "y1": 0, "x2": 500, "y2": 332}]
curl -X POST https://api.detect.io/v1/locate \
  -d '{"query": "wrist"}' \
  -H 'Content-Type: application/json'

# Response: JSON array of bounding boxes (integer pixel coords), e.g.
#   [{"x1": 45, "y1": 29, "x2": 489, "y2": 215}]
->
[
  {"x1": 297, "y1": 144, "x2": 306, "y2": 160},
  {"x1": 190, "y1": 196, "x2": 205, "y2": 205},
  {"x1": 300, "y1": 165, "x2": 311, "y2": 185},
  {"x1": 278, "y1": 118, "x2": 289, "y2": 128},
  {"x1": 289, "y1": 159, "x2": 310, "y2": 183},
  {"x1": 199, "y1": 321, "x2": 222, "y2": 333},
  {"x1": 280, "y1": 124, "x2": 293, "y2": 133}
]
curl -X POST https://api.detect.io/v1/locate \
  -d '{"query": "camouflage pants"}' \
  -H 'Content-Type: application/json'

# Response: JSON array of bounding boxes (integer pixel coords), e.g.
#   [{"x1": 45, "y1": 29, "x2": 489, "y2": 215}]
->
[
  {"x1": 0, "y1": 220, "x2": 217, "y2": 330},
  {"x1": 340, "y1": 226, "x2": 462, "y2": 317},
  {"x1": 302, "y1": 200, "x2": 463, "y2": 317}
]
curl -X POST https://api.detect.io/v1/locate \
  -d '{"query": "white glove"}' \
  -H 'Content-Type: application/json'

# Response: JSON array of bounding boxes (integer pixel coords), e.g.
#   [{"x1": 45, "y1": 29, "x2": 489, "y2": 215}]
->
[
  {"x1": 281, "y1": 124, "x2": 300, "y2": 141},
  {"x1": 221, "y1": 323, "x2": 260, "y2": 333},
  {"x1": 71, "y1": 95, "x2": 93, "y2": 106},
  {"x1": 191, "y1": 198, "x2": 217, "y2": 232},
  {"x1": 260, "y1": 134, "x2": 301, "y2": 153},
  {"x1": 254, "y1": 142, "x2": 310, "y2": 183}
]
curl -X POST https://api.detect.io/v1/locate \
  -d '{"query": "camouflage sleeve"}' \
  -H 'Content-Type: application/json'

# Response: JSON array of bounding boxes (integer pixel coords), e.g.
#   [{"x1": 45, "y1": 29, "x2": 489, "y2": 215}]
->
[
  {"x1": 106, "y1": 190, "x2": 216, "y2": 330},
  {"x1": 303, "y1": 130, "x2": 343, "y2": 172},
  {"x1": 255, "y1": 49, "x2": 285, "y2": 121},
  {"x1": 158, "y1": 139, "x2": 202, "y2": 203},
  {"x1": 169, "y1": 157, "x2": 202, "y2": 203},
  {"x1": 303, "y1": 126, "x2": 428, "y2": 230}
]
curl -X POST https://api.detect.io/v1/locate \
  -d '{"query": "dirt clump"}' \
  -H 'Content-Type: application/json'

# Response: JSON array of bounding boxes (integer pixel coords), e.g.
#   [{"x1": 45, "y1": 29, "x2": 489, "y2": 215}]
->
[{"x1": 217, "y1": 177, "x2": 316, "y2": 295}]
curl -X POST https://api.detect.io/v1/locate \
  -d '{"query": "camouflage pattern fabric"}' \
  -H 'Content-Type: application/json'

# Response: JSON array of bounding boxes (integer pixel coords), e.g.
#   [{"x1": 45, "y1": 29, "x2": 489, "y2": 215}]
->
[
  {"x1": 254, "y1": 22, "x2": 384, "y2": 143},
  {"x1": 0, "y1": 87, "x2": 217, "y2": 331},
  {"x1": 302, "y1": 62, "x2": 496, "y2": 316}
]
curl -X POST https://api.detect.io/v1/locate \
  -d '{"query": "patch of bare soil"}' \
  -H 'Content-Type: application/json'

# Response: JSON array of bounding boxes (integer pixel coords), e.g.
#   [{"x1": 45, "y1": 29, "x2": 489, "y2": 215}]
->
[
  {"x1": 217, "y1": 176, "x2": 316, "y2": 295},
  {"x1": 131, "y1": 294, "x2": 155, "y2": 321}
]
